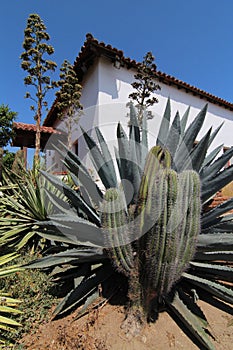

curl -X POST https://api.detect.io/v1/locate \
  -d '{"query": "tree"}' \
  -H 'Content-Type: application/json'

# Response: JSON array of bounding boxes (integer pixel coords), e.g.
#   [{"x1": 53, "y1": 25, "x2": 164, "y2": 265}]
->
[
  {"x1": 0, "y1": 104, "x2": 17, "y2": 148},
  {"x1": 129, "y1": 52, "x2": 161, "y2": 126},
  {"x1": 56, "y1": 60, "x2": 82, "y2": 150},
  {"x1": 0, "y1": 104, "x2": 17, "y2": 182},
  {"x1": 2, "y1": 150, "x2": 15, "y2": 171},
  {"x1": 20, "y1": 13, "x2": 57, "y2": 165}
]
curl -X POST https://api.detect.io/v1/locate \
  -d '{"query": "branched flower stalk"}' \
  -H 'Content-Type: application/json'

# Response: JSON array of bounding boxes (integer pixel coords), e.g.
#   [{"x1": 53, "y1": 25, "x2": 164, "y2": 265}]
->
[
  {"x1": 56, "y1": 60, "x2": 83, "y2": 150},
  {"x1": 129, "y1": 52, "x2": 161, "y2": 126},
  {"x1": 20, "y1": 13, "x2": 57, "y2": 165}
]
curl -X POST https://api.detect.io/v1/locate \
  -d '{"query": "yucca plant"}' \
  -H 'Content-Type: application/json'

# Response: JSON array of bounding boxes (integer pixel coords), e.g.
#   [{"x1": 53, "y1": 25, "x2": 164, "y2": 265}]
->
[
  {"x1": 25, "y1": 100, "x2": 233, "y2": 350},
  {"x1": 0, "y1": 164, "x2": 65, "y2": 253},
  {"x1": 0, "y1": 253, "x2": 22, "y2": 346}
]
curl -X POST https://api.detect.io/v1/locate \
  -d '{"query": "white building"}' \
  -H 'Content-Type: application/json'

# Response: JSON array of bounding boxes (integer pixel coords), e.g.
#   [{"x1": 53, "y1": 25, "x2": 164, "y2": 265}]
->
[{"x1": 42, "y1": 33, "x2": 233, "y2": 183}]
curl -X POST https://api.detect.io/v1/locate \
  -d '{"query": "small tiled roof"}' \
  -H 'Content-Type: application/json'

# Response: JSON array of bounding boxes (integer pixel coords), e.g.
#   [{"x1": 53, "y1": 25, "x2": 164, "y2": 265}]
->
[
  {"x1": 13, "y1": 122, "x2": 61, "y2": 134},
  {"x1": 43, "y1": 33, "x2": 233, "y2": 127},
  {"x1": 12, "y1": 122, "x2": 63, "y2": 149}
]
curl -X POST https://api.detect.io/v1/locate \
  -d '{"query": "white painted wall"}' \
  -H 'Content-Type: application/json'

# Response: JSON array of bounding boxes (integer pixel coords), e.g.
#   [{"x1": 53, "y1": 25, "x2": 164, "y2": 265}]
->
[
  {"x1": 97, "y1": 57, "x2": 233, "y2": 152},
  {"x1": 45, "y1": 55, "x2": 233, "y2": 174},
  {"x1": 45, "y1": 61, "x2": 100, "y2": 172}
]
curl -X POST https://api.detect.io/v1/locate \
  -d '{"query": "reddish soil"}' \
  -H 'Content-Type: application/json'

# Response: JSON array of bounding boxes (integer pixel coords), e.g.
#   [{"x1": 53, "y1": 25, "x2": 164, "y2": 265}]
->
[{"x1": 19, "y1": 300, "x2": 233, "y2": 350}]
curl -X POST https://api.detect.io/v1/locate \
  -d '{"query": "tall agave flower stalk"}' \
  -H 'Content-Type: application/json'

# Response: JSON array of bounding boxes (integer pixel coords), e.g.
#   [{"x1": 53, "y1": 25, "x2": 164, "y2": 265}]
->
[{"x1": 25, "y1": 100, "x2": 233, "y2": 350}]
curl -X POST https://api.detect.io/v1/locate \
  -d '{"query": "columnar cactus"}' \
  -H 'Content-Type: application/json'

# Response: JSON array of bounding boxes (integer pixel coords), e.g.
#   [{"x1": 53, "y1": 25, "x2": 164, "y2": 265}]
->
[
  {"x1": 101, "y1": 188, "x2": 134, "y2": 276},
  {"x1": 137, "y1": 162, "x2": 201, "y2": 315}
]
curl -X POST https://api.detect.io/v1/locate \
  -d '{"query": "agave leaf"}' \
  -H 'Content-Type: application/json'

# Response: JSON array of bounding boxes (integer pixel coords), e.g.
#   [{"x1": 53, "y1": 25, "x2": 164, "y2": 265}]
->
[
  {"x1": 75, "y1": 290, "x2": 100, "y2": 320},
  {"x1": 200, "y1": 147, "x2": 233, "y2": 182},
  {"x1": 129, "y1": 103, "x2": 140, "y2": 144},
  {"x1": 174, "y1": 104, "x2": 208, "y2": 171},
  {"x1": 81, "y1": 127, "x2": 117, "y2": 188},
  {"x1": 186, "y1": 128, "x2": 212, "y2": 172},
  {"x1": 190, "y1": 262, "x2": 233, "y2": 282},
  {"x1": 201, "y1": 165, "x2": 233, "y2": 202},
  {"x1": 157, "y1": 97, "x2": 171, "y2": 147},
  {"x1": 37, "y1": 215, "x2": 103, "y2": 247},
  {"x1": 53, "y1": 264, "x2": 113, "y2": 316},
  {"x1": 195, "y1": 251, "x2": 233, "y2": 261},
  {"x1": 117, "y1": 122, "x2": 130, "y2": 177},
  {"x1": 167, "y1": 291, "x2": 215, "y2": 350},
  {"x1": 44, "y1": 188, "x2": 73, "y2": 214},
  {"x1": 208, "y1": 122, "x2": 224, "y2": 146},
  {"x1": 180, "y1": 106, "x2": 190, "y2": 136},
  {"x1": 165, "y1": 111, "x2": 181, "y2": 159},
  {"x1": 53, "y1": 148, "x2": 101, "y2": 204},
  {"x1": 141, "y1": 109, "x2": 148, "y2": 169},
  {"x1": 197, "y1": 233, "x2": 233, "y2": 251},
  {"x1": 129, "y1": 127, "x2": 142, "y2": 199},
  {"x1": 40, "y1": 170, "x2": 100, "y2": 226},
  {"x1": 95, "y1": 127, "x2": 118, "y2": 185},
  {"x1": 117, "y1": 123, "x2": 134, "y2": 203},
  {"x1": 183, "y1": 273, "x2": 233, "y2": 304},
  {"x1": 202, "y1": 198, "x2": 233, "y2": 228},
  {"x1": 37, "y1": 228, "x2": 85, "y2": 246},
  {"x1": 201, "y1": 144, "x2": 223, "y2": 169},
  {"x1": 53, "y1": 141, "x2": 90, "y2": 175},
  {"x1": 24, "y1": 248, "x2": 105, "y2": 269},
  {"x1": 176, "y1": 288, "x2": 208, "y2": 328}
]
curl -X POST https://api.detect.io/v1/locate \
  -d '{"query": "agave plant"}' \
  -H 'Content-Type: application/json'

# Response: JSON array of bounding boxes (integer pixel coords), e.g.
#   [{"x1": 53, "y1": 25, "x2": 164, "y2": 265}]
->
[
  {"x1": 25, "y1": 100, "x2": 233, "y2": 350},
  {"x1": 0, "y1": 253, "x2": 22, "y2": 346},
  {"x1": 0, "y1": 165, "x2": 65, "y2": 253}
]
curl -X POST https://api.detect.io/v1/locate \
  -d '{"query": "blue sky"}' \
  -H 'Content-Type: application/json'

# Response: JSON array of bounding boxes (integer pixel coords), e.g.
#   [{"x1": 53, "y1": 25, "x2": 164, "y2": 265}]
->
[{"x1": 1, "y1": 0, "x2": 233, "y2": 146}]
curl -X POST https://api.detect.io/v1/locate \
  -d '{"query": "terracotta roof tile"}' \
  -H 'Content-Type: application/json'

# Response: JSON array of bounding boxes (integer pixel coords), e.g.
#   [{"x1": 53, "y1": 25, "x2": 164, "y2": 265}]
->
[{"x1": 13, "y1": 122, "x2": 61, "y2": 134}]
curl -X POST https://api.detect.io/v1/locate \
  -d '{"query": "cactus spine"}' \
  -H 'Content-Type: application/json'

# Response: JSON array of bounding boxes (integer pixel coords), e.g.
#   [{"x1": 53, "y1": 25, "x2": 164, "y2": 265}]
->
[
  {"x1": 101, "y1": 188, "x2": 134, "y2": 276},
  {"x1": 136, "y1": 146, "x2": 201, "y2": 316}
]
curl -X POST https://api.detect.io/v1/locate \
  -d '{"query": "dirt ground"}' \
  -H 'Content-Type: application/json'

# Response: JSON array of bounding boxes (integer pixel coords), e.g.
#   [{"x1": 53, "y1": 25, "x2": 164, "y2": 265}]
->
[{"x1": 19, "y1": 299, "x2": 233, "y2": 350}]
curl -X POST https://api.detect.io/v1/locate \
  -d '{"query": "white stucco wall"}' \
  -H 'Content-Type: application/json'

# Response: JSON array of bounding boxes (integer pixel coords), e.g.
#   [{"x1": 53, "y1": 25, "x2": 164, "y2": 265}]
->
[
  {"x1": 96, "y1": 57, "x2": 233, "y2": 152},
  {"x1": 45, "y1": 61, "x2": 100, "y2": 171},
  {"x1": 46, "y1": 56, "x2": 233, "y2": 173}
]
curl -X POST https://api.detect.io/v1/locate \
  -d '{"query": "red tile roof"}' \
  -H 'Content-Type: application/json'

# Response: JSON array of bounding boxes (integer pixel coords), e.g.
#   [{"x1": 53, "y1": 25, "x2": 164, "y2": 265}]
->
[
  {"x1": 13, "y1": 122, "x2": 61, "y2": 134},
  {"x1": 12, "y1": 122, "x2": 63, "y2": 149},
  {"x1": 43, "y1": 33, "x2": 233, "y2": 127}
]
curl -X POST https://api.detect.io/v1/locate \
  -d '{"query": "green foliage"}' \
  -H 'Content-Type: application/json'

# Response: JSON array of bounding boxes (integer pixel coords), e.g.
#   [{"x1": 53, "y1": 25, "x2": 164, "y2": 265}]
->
[
  {"x1": 23, "y1": 101, "x2": 233, "y2": 350},
  {"x1": 0, "y1": 104, "x2": 17, "y2": 182},
  {"x1": 56, "y1": 59, "x2": 83, "y2": 150},
  {"x1": 0, "y1": 104, "x2": 17, "y2": 148},
  {"x1": 2, "y1": 150, "x2": 15, "y2": 171},
  {"x1": 0, "y1": 253, "x2": 22, "y2": 346},
  {"x1": 0, "y1": 165, "x2": 64, "y2": 253},
  {"x1": 20, "y1": 13, "x2": 57, "y2": 162},
  {"x1": 0, "y1": 253, "x2": 57, "y2": 346}
]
